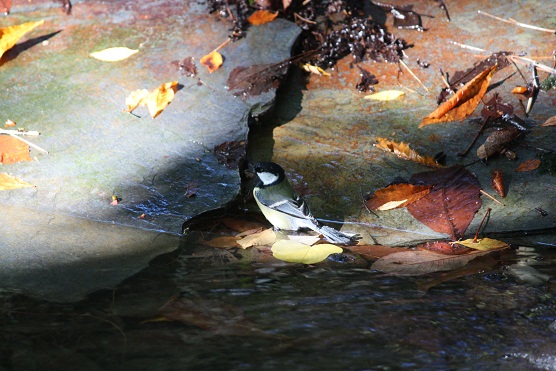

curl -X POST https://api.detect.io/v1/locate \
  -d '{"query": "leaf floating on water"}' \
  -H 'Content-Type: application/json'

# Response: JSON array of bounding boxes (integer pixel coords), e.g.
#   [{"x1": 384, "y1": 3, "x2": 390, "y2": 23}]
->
[
  {"x1": 454, "y1": 237, "x2": 509, "y2": 251},
  {"x1": 371, "y1": 250, "x2": 490, "y2": 275},
  {"x1": 421, "y1": 65, "x2": 496, "y2": 127},
  {"x1": 514, "y1": 158, "x2": 541, "y2": 172},
  {"x1": 0, "y1": 20, "x2": 44, "y2": 59},
  {"x1": 90, "y1": 47, "x2": 139, "y2": 62},
  {"x1": 200, "y1": 51, "x2": 223, "y2": 73},
  {"x1": 418, "y1": 240, "x2": 472, "y2": 255},
  {"x1": 0, "y1": 173, "x2": 34, "y2": 190},
  {"x1": 236, "y1": 229, "x2": 276, "y2": 249},
  {"x1": 364, "y1": 90, "x2": 405, "y2": 101},
  {"x1": 374, "y1": 137, "x2": 444, "y2": 168},
  {"x1": 271, "y1": 240, "x2": 342, "y2": 264},
  {"x1": 406, "y1": 165, "x2": 482, "y2": 240},
  {"x1": 366, "y1": 183, "x2": 432, "y2": 211},
  {"x1": 0, "y1": 135, "x2": 31, "y2": 164},
  {"x1": 247, "y1": 10, "x2": 279, "y2": 25}
]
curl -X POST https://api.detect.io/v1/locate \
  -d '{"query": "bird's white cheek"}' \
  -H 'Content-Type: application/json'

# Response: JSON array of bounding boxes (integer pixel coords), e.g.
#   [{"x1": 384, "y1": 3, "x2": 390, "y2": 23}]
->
[{"x1": 258, "y1": 172, "x2": 279, "y2": 185}]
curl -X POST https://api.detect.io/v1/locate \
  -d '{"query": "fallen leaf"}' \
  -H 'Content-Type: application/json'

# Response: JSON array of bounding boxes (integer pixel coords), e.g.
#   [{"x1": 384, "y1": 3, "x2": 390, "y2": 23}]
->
[
  {"x1": 344, "y1": 244, "x2": 407, "y2": 260},
  {"x1": 247, "y1": 10, "x2": 279, "y2": 25},
  {"x1": 0, "y1": 173, "x2": 34, "y2": 190},
  {"x1": 364, "y1": 90, "x2": 404, "y2": 101},
  {"x1": 0, "y1": 135, "x2": 31, "y2": 164},
  {"x1": 0, "y1": 0, "x2": 12, "y2": 15},
  {"x1": 476, "y1": 127, "x2": 522, "y2": 160},
  {"x1": 200, "y1": 236, "x2": 240, "y2": 249},
  {"x1": 371, "y1": 249, "x2": 490, "y2": 276},
  {"x1": 124, "y1": 81, "x2": 178, "y2": 118},
  {"x1": 356, "y1": 65, "x2": 378, "y2": 92},
  {"x1": 4, "y1": 119, "x2": 16, "y2": 127},
  {"x1": 406, "y1": 165, "x2": 482, "y2": 240},
  {"x1": 541, "y1": 116, "x2": 556, "y2": 127},
  {"x1": 421, "y1": 65, "x2": 496, "y2": 127},
  {"x1": 236, "y1": 229, "x2": 276, "y2": 249},
  {"x1": 480, "y1": 93, "x2": 513, "y2": 121},
  {"x1": 90, "y1": 47, "x2": 138, "y2": 62},
  {"x1": 200, "y1": 51, "x2": 223, "y2": 73},
  {"x1": 302, "y1": 63, "x2": 331, "y2": 76},
  {"x1": 366, "y1": 183, "x2": 432, "y2": 211},
  {"x1": 515, "y1": 158, "x2": 541, "y2": 172},
  {"x1": 512, "y1": 86, "x2": 528, "y2": 94},
  {"x1": 214, "y1": 140, "x2": 246, "y2": 169},
  {"x1": 271, "y1": 240, "x2": 342, "y2": 264},
  {"x1": 0, "y1": 20, "x2": 44, "y2": 59},
  {"x1": 172, "y1": 56, "x2": 197, "y2": 77},
  {"x1": 221, "y1": 218, "x2": 267, "y2": 232},
  {"x1": 374, "y1": 137, "x2": 444, "y2": 168},
  {"x1": 491, "y1": 169, "x2": 505, "y2": 198},
  {"x1": 285, "y1": 234, "x2": 322, "y2": 246},
  {"x1": 453, "y1": 237, "x2": 509, "y2": 251},
  {"x1": 418, "y1": 240, "x2": 472, "y2": 255}
]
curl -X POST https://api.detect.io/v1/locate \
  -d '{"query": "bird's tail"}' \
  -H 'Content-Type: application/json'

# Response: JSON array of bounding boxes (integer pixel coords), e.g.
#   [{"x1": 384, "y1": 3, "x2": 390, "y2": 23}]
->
[{"x1": 315, "y1": 225, "x2": 359, "y2": 245}]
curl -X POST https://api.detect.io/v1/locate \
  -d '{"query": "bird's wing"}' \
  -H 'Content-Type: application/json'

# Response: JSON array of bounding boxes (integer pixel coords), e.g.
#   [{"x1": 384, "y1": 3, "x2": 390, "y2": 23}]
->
[{"x1": 254, "y1": 188, "x2": 318, "y2": 225}]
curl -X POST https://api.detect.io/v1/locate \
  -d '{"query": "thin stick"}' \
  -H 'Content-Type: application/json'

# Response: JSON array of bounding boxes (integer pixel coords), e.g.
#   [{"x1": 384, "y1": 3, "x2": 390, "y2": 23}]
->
[
  {"x1": 473, "y1": 207, "x2": 492, "y2": 243},
  {"x1": 212, "y1": 38, "x2": 231, "y2": 53},
  {"x1": 0, "y1": 129, "x2": 40, "y2": 136},
  {"x1": 439, "y1": 69, "x2": 451, "y2": 89},
  {"x1": 398, "y1": 59, "x2": 429, "y2": 92},
  {"x1": 509, "y1": 55, "x2": 556, "y2": 75},
  {"x1": 458, "y1": 117, "x2": 489, "y2": 157},
  {"x1": 6, "y1": 133, "x2": 49, "y2": 154},
  {"x1": 478, "y1": 10, "x2": 556, "y2": 34},
  {"x1": 449, "y1": 40, "x2": 488, "y2": 53},
  {"x1": 294, "y1": 12, "x2": 317, "y2": 25},
  {"x1": 480, "y1": 189, "x2": 505, "y2": 206}
]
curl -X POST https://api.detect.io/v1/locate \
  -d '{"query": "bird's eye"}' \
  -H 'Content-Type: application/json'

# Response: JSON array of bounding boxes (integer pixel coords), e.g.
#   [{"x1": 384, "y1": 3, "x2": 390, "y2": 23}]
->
[{"x1": 255, "y1": 166, "x2": 262, "y2": 172}]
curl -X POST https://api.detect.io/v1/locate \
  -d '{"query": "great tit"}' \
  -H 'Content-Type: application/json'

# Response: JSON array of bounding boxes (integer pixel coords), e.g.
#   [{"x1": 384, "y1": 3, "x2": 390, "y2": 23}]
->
[{"x1": 253, "y1": 161, "x2": 356, "y2": 244}]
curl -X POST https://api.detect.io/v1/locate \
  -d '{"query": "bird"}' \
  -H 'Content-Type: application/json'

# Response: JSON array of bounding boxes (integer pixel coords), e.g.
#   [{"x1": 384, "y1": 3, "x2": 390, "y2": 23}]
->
[{"x1": 252, "y1": 161, "x2": 357, "y2": 244}]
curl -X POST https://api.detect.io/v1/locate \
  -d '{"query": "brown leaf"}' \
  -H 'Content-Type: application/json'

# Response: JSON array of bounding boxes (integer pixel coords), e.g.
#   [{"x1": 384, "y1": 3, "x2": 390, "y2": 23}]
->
[
  {"x1": 0, "y1": 0, "x2": 12, "y2": 15},
  {"x1": 406, "y1": 165, "x2": 482, "y2": 240},
  {"x1": 417, "y1": 241, "x2": 472, "y2": 255},
  {"x1": 199, "y1": 236, "x2": 240, "y2": 248},
  {"x1": 0, "y1": 20, "x2": 44, "y2": 59},
  {"x1": 480, "y1": 93, "x2": 513, "y2": 121},
  {"x1": 247, "y1": 10, "x2": 279, "y2": 25},
  {"x1": 236, "y1": 228, "x2": 276, "y2": 249},
  {"x1": 374, "y1": 137, "x2": 444, "y2": 168},
  {"x1": 476, "y1": 127, "x2": 521, "y2": 160},
  {"x1": 0, "y1": 135, "x2": 31, "y2": 164},
  {"x1": 515, "y1": 158, "x2": 541, "y2": 172},
  {"x1": 366, "y1": 183, "x2": 432, "y2": 211},
  {"x1": 421, "y1": 65, "x2": 496, "y2": 127},
  {"x1": 512, "y1": 86, "x2": 528, "y2": 94},
  {"x1": 214, "y1": 140, "x2": 246, "y2": 169},
  {"x1": 221, "y1": 218, "x2": 267, "y2": 232},
  {"x1": 491, "y1": 169, "x2": 505, "y2": 198},
  {"x1": 541, "y1": 116, "x2": 556, "y2": 127},
  {"x1": 200, "y1": 51, "x2": 223, "y2": 73},
  {"x1": 371, "y1": 249, "x2": 490, "y2": 276},
  {"x1": 0, "y1": 172, "x2": 34, "y2": 190},
  {"x1": 344, "y1": 244, "x2": 408, "y2": 260}
]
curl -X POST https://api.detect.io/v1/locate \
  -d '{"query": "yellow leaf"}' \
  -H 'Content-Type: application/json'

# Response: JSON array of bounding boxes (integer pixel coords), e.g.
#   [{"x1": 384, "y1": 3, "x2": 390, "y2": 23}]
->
[
  {"x1": 0, "y1": 20, "x2": 44, "y2": 59},
  {"x1": 124, "y1": 89, "x2": 150, "y2": 113},
  {"x1": 452, "y1": 237, "x2": 509, "y2": 251},
  {"x1": 200, "y1": 51, "x2": 223, "y2": 73},
  {"x1": 90, "y1": 47, "x2": 138, "y2": 62},
  {"x1": 301, "y1": 63, "x2": 331, "y2": 76},
  {"x1": 123, "y1": 81, "x2": 178, "y2": 118},
  {"x1": 0, "y1": 173, "x2": 34, "y2": 190},
  {"x1": 364, "y1": 90, "x2": 405, "y2": 101},
  {"x1": 236, "y1": 229, "x2": 276, "y2": 249},
  {"x1": 247, "y1": 10, "x2": 279, "y2": 25},
  {"x1": 271, "y1": 240, "x2": 342, "y2": 264},
  {"x1": 375, "y1": 137, "x2": 444, "y2": 168}
]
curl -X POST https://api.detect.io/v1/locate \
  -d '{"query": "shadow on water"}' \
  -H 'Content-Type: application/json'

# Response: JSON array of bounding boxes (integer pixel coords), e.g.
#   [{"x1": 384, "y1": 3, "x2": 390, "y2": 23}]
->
[{"x1": 1, "y1": 231, "x2": 555, "y2": 370}]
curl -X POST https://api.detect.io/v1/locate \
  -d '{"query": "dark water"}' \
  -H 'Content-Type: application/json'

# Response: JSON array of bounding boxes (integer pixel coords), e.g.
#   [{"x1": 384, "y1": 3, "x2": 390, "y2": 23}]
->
[{"x1": 1, "y1": 238, "x2": 555, "y2": 370}]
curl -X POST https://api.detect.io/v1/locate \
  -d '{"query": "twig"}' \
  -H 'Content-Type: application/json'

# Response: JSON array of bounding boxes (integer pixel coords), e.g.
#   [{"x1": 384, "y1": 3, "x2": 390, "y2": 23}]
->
[
  {"x1": 478, "y1": 10, "x2": 556, "y2": 34},
  {"x1": 439, "y1": 69, "x2": 451, "y2": 89},
  {"x1": 398, "y1": 59, "x2": 429, "y2": 92},
  {"x1": 458, "y1": 117, "x2": 489, "y2": 157},
  {"x1": 509, "y1": 55, "x2": 556, "y2": 74},
  {"x1": 449, "y1": 40, "x2": 488, "y2": 53},
  {"x1": 473, "y1": 207, "x2": 491, "y2": 243},
  {"x1": 212, "y1": 38, "x2": 231, "y2": 53},
  {"x1": 0, "y1": 129, "x2": 40, "y2": 136},
  {"x1": 294, "y1": 12, "x2": 317, "y2": 25},
  {"x1": 480, "y1": 189, "x2": 505, "y2": 206},
  {"x1": 436, "y1": 0, "x2": 450, "y2": 22}
]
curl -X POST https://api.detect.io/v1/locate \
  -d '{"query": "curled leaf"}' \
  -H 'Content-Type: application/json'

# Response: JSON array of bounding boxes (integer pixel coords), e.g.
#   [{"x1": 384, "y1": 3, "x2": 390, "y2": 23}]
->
[
  {"x1": 421, "y1": 65, "x2": 496, "y2": 127},
  {"x1": 0, "y1": 173, "x2": 34, "y2": 190},
  {"x1": 90, "y1": 47, "x2": 138, "y2": 62},
  {"x1": 491, "y1": 169, "x2": 505, "y2": 198},
  {"x1": 375, "y1": 137, "x2": 444, "y2": 167},
  {"x1": 200, "y1": 51, "x2": 223, "y2": 73},
  {"x1": 124, "y1": 81, "x2": 178, "y2": 118},
  {"x1": 0, "y1": 20, "x2": 44, "y2": 59},
  {"x1": 271, "y1": 240, "x2": 342, "y2": 264},
  {"x1": 247, "y1": 10, "x2": 279, "y2": 25}
]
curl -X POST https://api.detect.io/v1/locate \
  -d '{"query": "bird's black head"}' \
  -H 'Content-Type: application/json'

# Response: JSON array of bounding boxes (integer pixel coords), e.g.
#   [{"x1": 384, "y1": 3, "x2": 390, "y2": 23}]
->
[{"x1": 254, "y1": 161, "x2": 286, "y2": 187}]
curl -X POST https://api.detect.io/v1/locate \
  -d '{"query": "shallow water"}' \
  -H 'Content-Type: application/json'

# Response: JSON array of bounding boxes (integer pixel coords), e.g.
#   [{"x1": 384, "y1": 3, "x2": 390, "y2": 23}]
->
[{"x1": 2, "y1": 238, "x2": 555, "y2": 370}]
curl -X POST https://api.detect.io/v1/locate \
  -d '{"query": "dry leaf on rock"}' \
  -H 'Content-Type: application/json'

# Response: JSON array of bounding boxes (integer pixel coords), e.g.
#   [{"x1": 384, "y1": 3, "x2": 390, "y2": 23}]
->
[
  {"x1": 421, "y1": 65, "x2": 496, "y2": 127},
  {"x1": 247, "y1": 10, "x2": 279, "y2": 25},
  {"x1": 515, "y1": 158, "x2": 541, "y2": 172},
  {"x1": 491, "y1": 169, "x2": 505, "y2": 198},
  {"x1": 371, "y1": 249, "x2": 490, "y2": 276},
  {"x1": 271, "y1": 240, "x2": 342, "y2": 264},
  {"x1": 0, "y1": 20, "x2": 44, "y2": 59},
  {"x1": 90, "y1": 47, "x2": 138, "y2": 62},
  {"x1": 236, "y1": 229, "x2": 276, "y2": 249},
  {"x1": 302, "y1": 63, "x2": 331, "y2": 76},
  {"x1": 366, "y1": 183, "x2": 432, "y2": 211},
  {"x1": 375, "y1": 137, "x2": 444, "y2": 168},
  {"x1": 0, "y1": 135, "x2": 31, "y2": 164},
  {"x1": 453, "y1": 237, "x2": 509, "y2": 251},
  {"x1": 124, "y1": 89, "x2": 150, "y2": 113},
  {"x1": 476, "y1": 127, "x2": 521, "y2": 160},
  {"x1": 406, "y1": 165, "x2": 482, "y2": 240},
  {"x1": 200, "y1": 51, "x2": 223, "y2": 73},
  {"x1": 0, "y1": 173, "x2": 34, "y2": 190},
  {"x1": 124, "y1": 81, "x2": 178, "y2": 118},
  {"x1": 541, "y1": 116, "x2": 556, "y2": 127},
  {"x1": 364, "y1": 90, "x2": 404, "y2": 101}
]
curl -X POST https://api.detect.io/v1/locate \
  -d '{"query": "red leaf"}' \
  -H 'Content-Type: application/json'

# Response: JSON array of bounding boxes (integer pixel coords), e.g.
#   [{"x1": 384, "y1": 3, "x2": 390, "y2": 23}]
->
[{"x1": 406, "y1": 165, "x2": 482, "y2": 240}]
